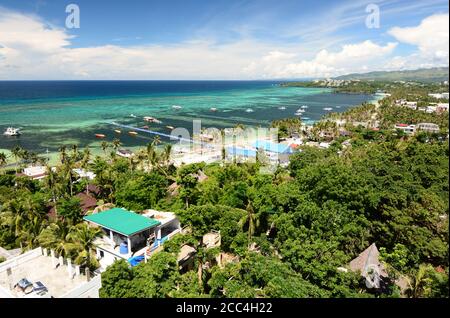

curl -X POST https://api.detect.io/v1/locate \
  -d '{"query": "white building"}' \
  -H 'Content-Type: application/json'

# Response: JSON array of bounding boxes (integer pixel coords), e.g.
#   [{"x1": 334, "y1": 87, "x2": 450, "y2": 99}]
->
[
  {"x1": 84, "y1": 208, "x2": 181, "y2": 270},
  {"x1": 417, "y1": 123, "x2": 440, "y2": 134},
  {"x1": 0, "y1": 247, "x2": 101, "y2": 298},
  {"x1": 428, "y1": 93, "x2": 449, "y2": 100},
  {"x1": 395, "y1": 124, "x2": 416, "y2": 135},
  {"x1": 73, "y1": 168, "x2": 96, "y2": 181},
  {"x1": 21, "y1": 166, "x2": 47, "y2": 180}
]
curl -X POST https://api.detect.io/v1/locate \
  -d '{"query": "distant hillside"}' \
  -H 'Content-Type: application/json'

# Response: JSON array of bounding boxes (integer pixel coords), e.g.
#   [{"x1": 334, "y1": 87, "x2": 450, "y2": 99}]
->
[{"x1": 335, "y1": 67, "x2": 449, "y2": 83}]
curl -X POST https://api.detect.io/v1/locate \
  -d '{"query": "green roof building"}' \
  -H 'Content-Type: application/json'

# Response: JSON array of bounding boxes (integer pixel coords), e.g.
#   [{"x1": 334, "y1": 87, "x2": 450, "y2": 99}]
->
[{"x1": 83, "y1": 207, "x2": 161, "y2": 236}]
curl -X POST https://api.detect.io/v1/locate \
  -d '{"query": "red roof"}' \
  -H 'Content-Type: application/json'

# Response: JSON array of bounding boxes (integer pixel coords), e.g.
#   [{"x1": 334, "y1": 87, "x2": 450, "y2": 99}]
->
[
  {"x1": 396, "y1": 124, "x2": 409, "y2": 127},
  {"x1": 47, "y1": 193, "x2": 97, "y2": 218}
]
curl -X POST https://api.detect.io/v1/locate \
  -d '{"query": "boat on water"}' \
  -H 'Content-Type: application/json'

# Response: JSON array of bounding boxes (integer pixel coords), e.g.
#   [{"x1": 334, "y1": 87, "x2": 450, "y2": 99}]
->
[
  {"x1": 301, "y1": 105, "x2": 309, "y2": 109},
  {"x1": 114, "y1": 130, "x2": 122, "y2": 134},
  {"x1": 296, "y1": 109, "x2": 306, "y2": 113},
  {"x1": 210, "y1": 107, "x2": 218, "y2": 112},
  {"x1": 3, "y1": 127, "x2": 21, "y2": 136},
  {"x1": 129, "y1": 131, "x2": 138, "y2": 136},
  {"x1": 172, "y1": 105, "x2": 182, "y2": 110},
  {"x1": 335, "y1": 106, "x2": 341, "y2": 109},
  {"x1": 166, "y1": 125, "x2": 175, "y2": 130},
  {"x1": 323, "y1": 107, "x2": 333, "y2": 111},
  {"x1": 142, "y1": 125, "x2": 150, "y2": 130},
  {"x1": 144, "y1": 116, "x2": 162, "y2": 124},
  {"x1": 95, "y1": 134, "x2": 106, "y2": 139},
  {"x1": 278, "y1": 106, "x2": 286, "y2": 110},
  {"x1": 130, "y1": 114, "x2": 137, "y2": 118},
  {"x1": 245, "y1": 108, "x2": 254, "y2": 113}
]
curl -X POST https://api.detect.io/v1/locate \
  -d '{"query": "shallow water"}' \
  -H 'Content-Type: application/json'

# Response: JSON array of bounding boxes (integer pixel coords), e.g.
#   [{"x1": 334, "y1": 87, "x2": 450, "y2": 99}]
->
[{"x1": 0, "y1": 81, "x2": 373, "y2": 160}]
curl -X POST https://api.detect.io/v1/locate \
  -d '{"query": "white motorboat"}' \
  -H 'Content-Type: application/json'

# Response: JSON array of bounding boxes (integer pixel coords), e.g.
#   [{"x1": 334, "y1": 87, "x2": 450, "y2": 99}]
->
[
  {"x1": 323, "y1": 107, "x2": 333, "y2": 111},
  {"x1": 210, "y1": 107, "x2": 218, "y2": 112},
  {"x1": 130, "y1": 114, "x2": 137, "y2": 118},
  {"x1": 245, "y1": 108, "x2": 254, "y2": 113},
  {"x1": 172, "y1": 105, "x2": 182, "y2": 110},
  {"x1": 144, "y1": 116, "x2": 162, "y2": 124},
  {"x1": 278, "y1": 106, "x2": 286, "y2": 110},
  {"x1": 3, "y1": 127, "x2": 21, "y2": 136},
  {"x1": 301, "y1": 105, "x2": 308, "y2": 109}
]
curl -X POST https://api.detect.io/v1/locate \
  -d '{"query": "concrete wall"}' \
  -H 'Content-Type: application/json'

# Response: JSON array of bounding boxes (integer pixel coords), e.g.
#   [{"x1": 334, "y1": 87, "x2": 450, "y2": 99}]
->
[
  {"x1": 0, "y1": 248, "x2": 41, "y2": 274},
  {"x1": 61, "y1": 274, "x2": 101, "y2": 298}
]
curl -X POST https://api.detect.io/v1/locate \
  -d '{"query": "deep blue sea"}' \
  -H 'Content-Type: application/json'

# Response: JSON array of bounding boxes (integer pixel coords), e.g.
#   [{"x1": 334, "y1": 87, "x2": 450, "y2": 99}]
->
[{"x1": 0, "y1": 80, "x2": 373, "y2": 160}]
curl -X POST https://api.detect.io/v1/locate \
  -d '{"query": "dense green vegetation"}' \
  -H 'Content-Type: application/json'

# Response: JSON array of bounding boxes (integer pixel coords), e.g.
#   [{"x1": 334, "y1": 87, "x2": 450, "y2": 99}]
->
[{"x1": 0, "y1": 81, "x2": 448, "y2": 298}]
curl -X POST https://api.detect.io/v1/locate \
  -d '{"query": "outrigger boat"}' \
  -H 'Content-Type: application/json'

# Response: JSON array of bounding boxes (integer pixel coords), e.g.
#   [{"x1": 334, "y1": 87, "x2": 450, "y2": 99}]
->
[
  {"x1": 95, "y1": 134, "x2": 106, "y2": 139},
  {"x1": 3, "y1": 127, "x2": 21, "y2": 136},
  {"x1": 144, "y1": 116, "x2": 162, "y2": 124}
]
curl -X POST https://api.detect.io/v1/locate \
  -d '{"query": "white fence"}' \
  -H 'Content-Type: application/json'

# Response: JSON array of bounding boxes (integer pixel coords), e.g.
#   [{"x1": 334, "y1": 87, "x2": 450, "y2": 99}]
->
[{"x1": 0, "y1": 247, "x2": 41, "y2": 274}]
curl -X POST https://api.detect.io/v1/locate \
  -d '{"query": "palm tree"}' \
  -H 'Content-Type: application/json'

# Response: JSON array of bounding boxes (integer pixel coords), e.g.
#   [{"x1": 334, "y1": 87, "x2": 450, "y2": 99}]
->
[
  {"x1": 146, "y1": 142, "x2": 157, "y2": 171},
  {"x1": 11, "y1": 145, "x2": 23, "y2": 173},
  {"x1": 112, "y1": 138, "x2": 121, "y2": 151},
  {"x1": 162, "y1": 144, "x2": 172, "y2": 166},
  {"x1": 71, "y1": 144, "x2": 79, "y2": 161},
  {"x1": 38, "y1": 222, "x2": 73, "y2": 257},
  {"x1": 44, "y1": 165, "x2": 58, "y2": 205},
  {"x1": 80, "y1": 147, "x2": 92, "y2": 195},
  {"x1": 0, "y1": 152, "x2": 7, "y2": 173},
  {"x1": 152, "y1": 135, "x2": 161, "y2": 147},
  {"x1": 407, "y1": 265, "x2": 433, "y2": 298},
  {"x1": 239, "y1": 201, "x2": 259, "y2": 250},
  {"x1": 101, "y1": 141, "x2": 109, "y2": 157},
  {"x1": 58, "y1": 145, "x2": 67, "y2": 164},
  {"x1": 67, "y1": 223, "x2": 102, "y2": 269}
]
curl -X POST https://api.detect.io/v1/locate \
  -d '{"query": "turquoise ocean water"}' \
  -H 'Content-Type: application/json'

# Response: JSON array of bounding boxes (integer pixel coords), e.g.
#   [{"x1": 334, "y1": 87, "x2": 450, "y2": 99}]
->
[{"x1": 0, "y1": 81, "x2": 373, "y2": 161}]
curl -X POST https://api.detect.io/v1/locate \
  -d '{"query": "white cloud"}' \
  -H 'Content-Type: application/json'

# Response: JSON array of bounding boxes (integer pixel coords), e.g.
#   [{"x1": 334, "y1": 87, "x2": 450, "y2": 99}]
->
[
  {"x1": 0, "y1": 7, "x2": 448, "y2": 80},
  {"x1": 244, "y1": 41, "x2": 398, "y2": 78},
  {"x1": 388, "y1": 13, "x2": 449, "y2": 64}
]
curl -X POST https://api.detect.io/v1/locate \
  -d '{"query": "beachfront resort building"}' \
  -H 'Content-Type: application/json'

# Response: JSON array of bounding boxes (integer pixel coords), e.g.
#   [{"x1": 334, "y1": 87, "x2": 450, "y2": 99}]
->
[
  {"x1": 83, "y1": 208, "x2": 181, "y2": 270},
  {"x1": 395, "y1": 100, "x2": 418, "y2": 110},
  {"x1": 394, "y1": 124, "x2": 416, "y2": 135},
  {"x1": 0, "y1": 247, "x2": 101, "y2": 298},
  {"x1": 428, "y1": 93, "x2": 449, "y2": 100},
  {"x1": 225, "y1": 140, "x2": 294, "y2": 165},
  {"x1": 16, "y1": 165, "x2": 48, "y2": 181},
  {"x1": 416, "y1": 123, "x2": 440, "y2": 134}
]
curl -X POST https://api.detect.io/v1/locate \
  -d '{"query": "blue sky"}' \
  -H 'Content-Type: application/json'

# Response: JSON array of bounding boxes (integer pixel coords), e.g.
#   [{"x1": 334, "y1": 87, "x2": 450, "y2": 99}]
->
[{"x1": 0, "y1": 0, "x2": 448, "y2": 79}]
